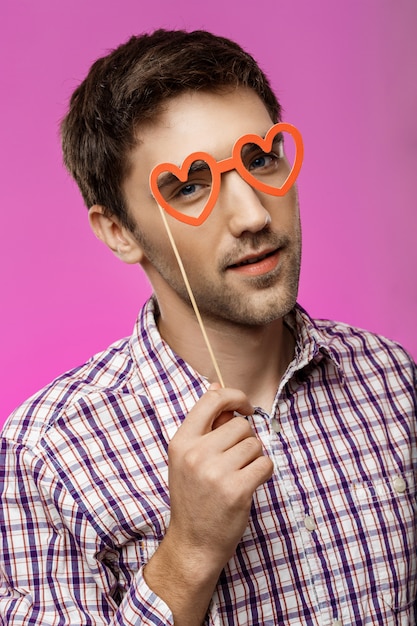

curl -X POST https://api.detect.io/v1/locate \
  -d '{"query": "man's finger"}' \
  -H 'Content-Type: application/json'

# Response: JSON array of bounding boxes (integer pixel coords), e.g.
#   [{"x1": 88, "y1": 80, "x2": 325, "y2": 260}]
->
[{"x1": 180, "y1": 386, "x2": 254, "y2": 436}]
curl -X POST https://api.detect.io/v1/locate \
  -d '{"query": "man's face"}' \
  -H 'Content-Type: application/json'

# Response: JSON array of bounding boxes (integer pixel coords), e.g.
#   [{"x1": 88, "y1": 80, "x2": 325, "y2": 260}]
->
[{"x1": 123, "y1": 87, "x2": 302, "y2": 328}]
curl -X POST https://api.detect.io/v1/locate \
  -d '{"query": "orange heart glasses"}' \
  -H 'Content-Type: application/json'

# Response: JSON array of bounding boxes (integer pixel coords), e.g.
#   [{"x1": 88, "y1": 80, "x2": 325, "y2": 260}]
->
[{"x1": 149, "y1": 122, "x2": 304, "y2": 226}]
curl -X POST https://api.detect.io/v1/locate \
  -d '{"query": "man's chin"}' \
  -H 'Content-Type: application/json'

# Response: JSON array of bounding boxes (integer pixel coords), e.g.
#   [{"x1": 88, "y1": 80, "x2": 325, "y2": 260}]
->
[{"x1": 197, "y1": 288, "x2": 298, "y2": 328}]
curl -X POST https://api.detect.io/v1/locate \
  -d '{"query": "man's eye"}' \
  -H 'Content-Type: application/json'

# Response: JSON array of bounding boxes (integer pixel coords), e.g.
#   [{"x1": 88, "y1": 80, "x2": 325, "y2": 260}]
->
[
  {"x1": 173, "y1": 182, "x2": 210, "y2": 200},
  {"x1": 179, "y1": 183, "x2": 198, "y2": 197},
  {"x1": 171, "y1": 181, "x2": 209, "y2": 203},
  {"x1": 249, "y1": 153, "x2": 277, "y2": 171}
]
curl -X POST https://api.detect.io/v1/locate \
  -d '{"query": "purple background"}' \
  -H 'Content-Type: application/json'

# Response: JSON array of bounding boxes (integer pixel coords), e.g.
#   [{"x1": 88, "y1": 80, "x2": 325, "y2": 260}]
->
[{"x1": 1, "y1": 0, "x2": 416, "y2": 423}]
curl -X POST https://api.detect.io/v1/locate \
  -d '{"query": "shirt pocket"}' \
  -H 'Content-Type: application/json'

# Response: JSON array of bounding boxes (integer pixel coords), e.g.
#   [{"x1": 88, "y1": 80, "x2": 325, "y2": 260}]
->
[{"x1": 351, "y1": 471, "x2": 417, "y2": 613}]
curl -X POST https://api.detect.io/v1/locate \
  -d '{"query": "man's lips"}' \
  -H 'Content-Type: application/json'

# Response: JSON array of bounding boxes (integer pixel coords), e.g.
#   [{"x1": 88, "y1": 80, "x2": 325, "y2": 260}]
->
[
  {"x1": 227, "y1": 248, "x2": 281, "y2": 275},
  {"x1": 228, "y1": 248, "x2": 277, "y2": 267}
]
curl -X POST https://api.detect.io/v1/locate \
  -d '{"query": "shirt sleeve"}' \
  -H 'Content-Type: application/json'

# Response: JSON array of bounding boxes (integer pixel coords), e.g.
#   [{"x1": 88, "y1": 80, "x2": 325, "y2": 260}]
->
[{"x1": 0, "y1": 438, "x2": 174, "y2": 626}]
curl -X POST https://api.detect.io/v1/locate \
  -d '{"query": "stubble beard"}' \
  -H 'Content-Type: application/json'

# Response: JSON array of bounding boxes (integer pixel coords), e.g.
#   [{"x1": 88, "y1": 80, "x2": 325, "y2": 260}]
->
[{"x1": 133, "y1": 225, "x2": 302, "y2": 328}]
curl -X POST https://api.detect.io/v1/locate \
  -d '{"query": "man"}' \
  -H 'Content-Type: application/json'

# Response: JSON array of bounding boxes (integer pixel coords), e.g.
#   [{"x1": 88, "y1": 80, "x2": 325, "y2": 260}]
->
[{"x1": 1, "y1": 29, "x2": 416, "y2": 626}]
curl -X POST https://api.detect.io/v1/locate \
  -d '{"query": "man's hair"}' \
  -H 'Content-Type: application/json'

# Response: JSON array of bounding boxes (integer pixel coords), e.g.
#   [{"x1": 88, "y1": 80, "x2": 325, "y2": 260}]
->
[{"x1": 61, "y1": 29, "x2": 281, "y2": 230}]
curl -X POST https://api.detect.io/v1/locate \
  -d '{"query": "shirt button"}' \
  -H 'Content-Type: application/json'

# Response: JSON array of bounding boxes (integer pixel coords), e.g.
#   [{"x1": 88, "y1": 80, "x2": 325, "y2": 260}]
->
[
  {"x1": 333, "y1": 621, "x2": 343, "y2": 626},
  {"x1": 393, "y1": 477, "x2": 407, "y2": 493},
  {"x1": 304, "y1": 515, "x2": 316, "y2": 531},
  {"x1": 271, "y1": 418, "x2": 281, "y2": 433}
]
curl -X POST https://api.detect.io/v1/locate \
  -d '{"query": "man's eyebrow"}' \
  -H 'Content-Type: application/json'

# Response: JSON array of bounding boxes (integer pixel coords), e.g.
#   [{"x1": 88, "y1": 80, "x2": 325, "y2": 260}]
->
[
  {"x1": 240, "y1": 132, "x2": 284, "y2": 158},
  {"x1": 155, "y1": 160, "x2": 210, "y2": 191},
  {"x1": 154, "y1": 171, "x2": 178, "y2": 191}
]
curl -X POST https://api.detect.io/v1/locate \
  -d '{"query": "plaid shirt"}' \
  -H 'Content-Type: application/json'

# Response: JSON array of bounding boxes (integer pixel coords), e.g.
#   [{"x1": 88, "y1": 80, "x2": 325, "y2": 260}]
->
[{"x1": 1, "y1": 298, "x2": 416, "y2": 625}]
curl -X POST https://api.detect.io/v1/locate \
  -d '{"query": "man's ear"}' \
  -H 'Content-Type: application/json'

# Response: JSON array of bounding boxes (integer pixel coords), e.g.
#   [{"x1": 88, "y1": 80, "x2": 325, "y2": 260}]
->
[{"x1": 88, "y1": 205, "x2": 144, "y2": 264}]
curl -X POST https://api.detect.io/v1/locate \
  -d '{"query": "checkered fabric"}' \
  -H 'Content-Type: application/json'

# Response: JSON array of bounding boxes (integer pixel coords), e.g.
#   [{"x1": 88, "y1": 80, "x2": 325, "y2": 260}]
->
[{"x1": 1, "y1": 298, "x2": 416, "y2": 625}]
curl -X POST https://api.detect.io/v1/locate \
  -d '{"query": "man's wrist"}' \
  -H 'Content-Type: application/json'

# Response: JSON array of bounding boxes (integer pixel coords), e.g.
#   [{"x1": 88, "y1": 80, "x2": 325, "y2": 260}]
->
[{"x1": 143, "y1": 533, "x2": 223, "y2": 626}]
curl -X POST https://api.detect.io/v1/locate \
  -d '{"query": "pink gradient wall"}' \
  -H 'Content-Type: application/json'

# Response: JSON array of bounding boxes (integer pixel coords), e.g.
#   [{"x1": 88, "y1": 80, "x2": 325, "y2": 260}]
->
[{"x1": 1, "y1": 0, "x2": 416, "y2": 422}]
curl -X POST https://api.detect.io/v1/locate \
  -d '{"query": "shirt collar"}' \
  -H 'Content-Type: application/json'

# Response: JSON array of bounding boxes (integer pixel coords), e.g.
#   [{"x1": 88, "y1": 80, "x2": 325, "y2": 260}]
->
[
  {"x1": 284, "y1": 303, "x2": 346, "y2": 382},
  {"x1": 129, "y1": 297, "x2": 345, "y2": 402}
]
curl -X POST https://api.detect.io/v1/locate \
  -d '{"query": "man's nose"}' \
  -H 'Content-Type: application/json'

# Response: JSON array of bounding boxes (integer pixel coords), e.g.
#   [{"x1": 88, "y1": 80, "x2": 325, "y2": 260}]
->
[{"x1": 219, "y1": 170, "x2": 272, "y2": 237}]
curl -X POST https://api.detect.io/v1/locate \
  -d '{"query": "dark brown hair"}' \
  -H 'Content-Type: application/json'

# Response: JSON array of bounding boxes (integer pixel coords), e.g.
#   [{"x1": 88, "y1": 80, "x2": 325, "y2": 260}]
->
[{"x1": 61, "y1": 29, "x2": 281, "y2": 230}]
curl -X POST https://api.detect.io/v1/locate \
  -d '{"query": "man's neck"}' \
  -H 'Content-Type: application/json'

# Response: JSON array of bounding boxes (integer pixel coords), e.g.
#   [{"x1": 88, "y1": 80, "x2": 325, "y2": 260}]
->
[{"x1": 156, "y1": 297, "x2": 295, "y2": 414}]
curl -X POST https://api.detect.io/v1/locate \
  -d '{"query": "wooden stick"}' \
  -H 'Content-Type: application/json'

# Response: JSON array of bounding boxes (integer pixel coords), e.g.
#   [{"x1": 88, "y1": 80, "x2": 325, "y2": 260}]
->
[{"x1": 158, "y1": 205, "x2": 225, "y2": 388}]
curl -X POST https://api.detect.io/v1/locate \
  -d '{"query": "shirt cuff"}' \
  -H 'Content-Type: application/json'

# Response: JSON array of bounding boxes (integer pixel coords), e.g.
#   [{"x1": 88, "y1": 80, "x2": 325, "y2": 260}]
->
[{"x1": 114, "y1": 566, "x2": 174, "y2": 626}]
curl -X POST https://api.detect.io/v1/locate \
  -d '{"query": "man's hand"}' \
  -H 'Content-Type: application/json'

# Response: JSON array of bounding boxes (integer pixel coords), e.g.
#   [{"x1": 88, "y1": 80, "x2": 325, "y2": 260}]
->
[
  {"x1": 143, "y1": 385, "x2": 274, "y2": 625},
  {"x1": 167, "y1": 384, "x2": 273, "y2": 564}
]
